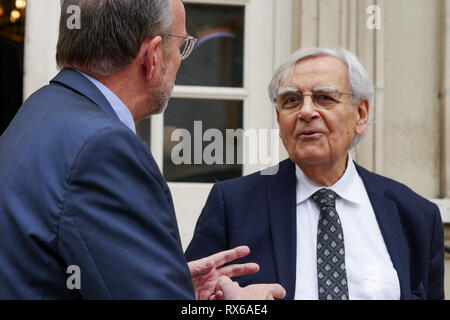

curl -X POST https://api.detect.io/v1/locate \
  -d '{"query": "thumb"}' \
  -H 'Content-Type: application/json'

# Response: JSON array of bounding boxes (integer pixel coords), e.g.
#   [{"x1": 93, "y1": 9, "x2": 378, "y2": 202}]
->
[
  {"x1": 270, "y1": 284, "x2": 286, "y2": 299},
  {"x1": 217, "y1": 276, "x2": 238, "y2": 291}
]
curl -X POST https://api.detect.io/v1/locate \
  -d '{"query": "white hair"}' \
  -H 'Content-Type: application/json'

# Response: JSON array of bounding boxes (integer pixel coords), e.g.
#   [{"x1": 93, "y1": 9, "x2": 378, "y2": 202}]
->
[{"x1": 268, "y1": 47, "x2": 375, "y2": 148}]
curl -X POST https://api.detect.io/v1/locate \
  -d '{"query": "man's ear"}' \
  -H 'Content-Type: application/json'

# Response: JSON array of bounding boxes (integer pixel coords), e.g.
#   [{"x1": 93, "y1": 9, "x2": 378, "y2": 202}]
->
[
  {"x1": 355, "y1": 99, "x2": 370, "y2": 135},
  {"x1": 139, "y1": 36, "x2": 163, "y2": 80}
]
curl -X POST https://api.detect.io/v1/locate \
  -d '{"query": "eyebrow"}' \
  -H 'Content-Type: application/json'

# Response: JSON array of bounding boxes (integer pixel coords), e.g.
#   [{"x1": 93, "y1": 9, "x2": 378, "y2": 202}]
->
[
  {"x1": 277, "y1": 86, "x2": 298, "y2": 95},
  {"x1": 313, "y1": 86, "x2": 338, "y2": 92},
  {"x1": 274, "y1": 87, "x2": 297, "y2": 102},
  {"x1": 277, "y1": 86, "x2": 338, "y2": 96}
]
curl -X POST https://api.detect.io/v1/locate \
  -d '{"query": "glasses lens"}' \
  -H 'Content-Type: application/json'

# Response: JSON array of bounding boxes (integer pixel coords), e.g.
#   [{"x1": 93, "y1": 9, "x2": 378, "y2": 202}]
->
[
  {"x1": 180, "y1": 40, "x2": 188, "y2": 59},
  {"x1": 180, "y1": 36, "x2": 196, "y2": 60},
  {"x1": 279, "y1": 92, "x2": 303, "y2": 110},
  {"x1": 312, "y1": 91, "x2": 340, "y2": 108}
]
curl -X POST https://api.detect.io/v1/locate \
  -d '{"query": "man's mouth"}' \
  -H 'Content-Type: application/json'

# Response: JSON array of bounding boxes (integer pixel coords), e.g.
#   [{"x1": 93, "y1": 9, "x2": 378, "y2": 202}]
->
[
  {"x1": 300, "y1": 130, "x2": 322, "y2": 135},
  {"x1": 298, "y1": 130, "x2": 324, "y2": 139}
]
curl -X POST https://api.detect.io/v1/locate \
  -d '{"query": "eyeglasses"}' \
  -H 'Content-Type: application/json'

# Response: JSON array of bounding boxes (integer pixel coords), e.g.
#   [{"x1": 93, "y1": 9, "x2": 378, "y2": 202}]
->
[
  {"x1": 275, "y1": 87, "x2": 353, "y2": 112},
  {"x1": 165, "y1": 34, "x2": 197, "y2": 60}
]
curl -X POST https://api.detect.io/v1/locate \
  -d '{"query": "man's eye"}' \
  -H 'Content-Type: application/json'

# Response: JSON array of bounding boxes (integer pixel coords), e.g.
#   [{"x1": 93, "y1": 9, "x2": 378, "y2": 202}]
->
[
  {"x1": 282, "y1": 94, "x2": 302, "y2": 107},
  {"x1": 318, "y1": 94, "x2": 333, "y2": 100},
  {"x1": 314, "y1": 94, "x2": 337, "y2": 105}
]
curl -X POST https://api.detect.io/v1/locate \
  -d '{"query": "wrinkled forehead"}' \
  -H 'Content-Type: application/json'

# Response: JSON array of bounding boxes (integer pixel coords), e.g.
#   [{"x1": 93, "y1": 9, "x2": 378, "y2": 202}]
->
[{"x1": 282, "y1": 55, "x2": 351, "y2": 91}]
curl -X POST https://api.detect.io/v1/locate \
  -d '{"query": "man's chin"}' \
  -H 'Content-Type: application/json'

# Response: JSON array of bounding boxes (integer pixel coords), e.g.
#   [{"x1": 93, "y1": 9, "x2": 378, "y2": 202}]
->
[
  {"x1": 150, "y1": 100, "x2": 169, "y2": 115},
  {"x1": 148, "y1": 81, "x2": 173, "y2": 115},
  {"x1": 291, "y1": 150, "x2": 328, "y2": 166}
]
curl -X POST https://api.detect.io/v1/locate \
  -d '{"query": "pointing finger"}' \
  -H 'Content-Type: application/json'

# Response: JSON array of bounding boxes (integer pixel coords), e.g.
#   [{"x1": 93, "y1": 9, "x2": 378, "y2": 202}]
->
[
  {"x1": 211, "y1": 246, "x2": 250, "y2": 267},
  {"x1": 218, "y1": 263, "x2": 260, "y2": 278}
]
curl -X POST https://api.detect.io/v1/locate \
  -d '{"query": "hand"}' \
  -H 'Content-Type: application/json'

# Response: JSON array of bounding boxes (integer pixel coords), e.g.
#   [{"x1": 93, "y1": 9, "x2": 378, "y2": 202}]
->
[
  {"x1": 216, "y1": 276, "x2": 286, "y2": 300},
  {"x1": 188, "y1": 246, "x2": 259, "y2": 300}
]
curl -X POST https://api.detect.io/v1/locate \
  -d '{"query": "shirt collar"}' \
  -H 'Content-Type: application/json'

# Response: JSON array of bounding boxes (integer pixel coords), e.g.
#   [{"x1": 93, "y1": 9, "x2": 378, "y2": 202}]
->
[
  {"x1": 295, "y1": 153, "x2": 363, "y2": 205},
  {"x1": 78, "y1": 71, "x2": 136, "y2": 134}
]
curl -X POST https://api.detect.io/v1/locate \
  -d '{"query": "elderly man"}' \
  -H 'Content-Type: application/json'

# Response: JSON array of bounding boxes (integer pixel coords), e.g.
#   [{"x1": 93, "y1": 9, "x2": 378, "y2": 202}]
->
[
  {"x1": 0, "y1": 0, "x2": 285, "y2": 300},
  {"x1": 186, "y1": 47, "x2": 445, "y2": 300}
]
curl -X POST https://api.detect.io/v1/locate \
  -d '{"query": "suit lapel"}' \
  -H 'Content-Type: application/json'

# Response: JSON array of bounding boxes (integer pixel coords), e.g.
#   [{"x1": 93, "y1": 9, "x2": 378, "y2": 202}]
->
[
  {"x1": 355, "y1": 164, "x2": 411, "y2": 299},
  {"x1": 50, "y1": 68, "x2": 119, "y2": 120},
  {"x1": 267, "y1": 159, "x2": 297, "y2": 299}
]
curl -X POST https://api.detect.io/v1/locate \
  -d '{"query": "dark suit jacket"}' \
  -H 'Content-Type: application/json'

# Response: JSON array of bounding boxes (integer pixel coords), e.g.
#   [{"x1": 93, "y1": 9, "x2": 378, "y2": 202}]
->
[
  {"x1": 185, "y1": 159, "x2": 445, "y2": 300},
  {"x1": 0, "y1": 68, "x2": 195, "y2": 299}
]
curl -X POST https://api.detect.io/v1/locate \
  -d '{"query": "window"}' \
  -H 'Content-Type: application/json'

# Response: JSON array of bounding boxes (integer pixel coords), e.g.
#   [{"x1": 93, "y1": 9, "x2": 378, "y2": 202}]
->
[
  {"x1": 137, "y1": 2, "x2": 247, "y2": 183},
  {"x1": 165, "y1": 3, "x2": 245, "y2": 182},
  {"x1": 0, "y1": 0, "x2": 25, "y2": 135}
]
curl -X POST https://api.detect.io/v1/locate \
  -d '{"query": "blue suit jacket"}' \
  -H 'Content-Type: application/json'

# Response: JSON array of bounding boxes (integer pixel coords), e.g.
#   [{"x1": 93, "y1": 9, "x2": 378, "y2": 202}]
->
[
  {"x1": 185, "y1": 159, "x2": 445, "y2": 300},
  {"x1": 0, "y1": 68, "x2": 195, "y2": 299}
]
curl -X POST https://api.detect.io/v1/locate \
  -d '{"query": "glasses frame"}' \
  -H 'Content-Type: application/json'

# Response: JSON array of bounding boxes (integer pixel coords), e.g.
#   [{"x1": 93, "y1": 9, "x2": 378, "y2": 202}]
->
[
  {"x1": 275, "y1": 87, "x2": 354, "y2": 112},
  {"x1": 164, "y1": 34, "x2": 198, "y2": 60}
]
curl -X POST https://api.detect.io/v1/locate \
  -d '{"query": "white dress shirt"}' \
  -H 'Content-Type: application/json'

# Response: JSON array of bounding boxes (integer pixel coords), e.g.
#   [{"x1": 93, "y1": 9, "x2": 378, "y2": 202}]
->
[
  {"x1": 294, "y1": 153, "x2": 401, "y2": 300},
  {"x1": 78, "y1": 71, "x2": 136, "y2": 134}
]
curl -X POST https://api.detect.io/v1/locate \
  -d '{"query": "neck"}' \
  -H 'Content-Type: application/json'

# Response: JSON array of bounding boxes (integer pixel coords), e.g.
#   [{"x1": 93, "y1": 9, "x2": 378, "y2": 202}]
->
[
  {"x1": 297, "y1": 154, "x2": 349, "y2": 187},
  {"x1": 80, "y1": 66, "x2": 143, "y2": 123}
]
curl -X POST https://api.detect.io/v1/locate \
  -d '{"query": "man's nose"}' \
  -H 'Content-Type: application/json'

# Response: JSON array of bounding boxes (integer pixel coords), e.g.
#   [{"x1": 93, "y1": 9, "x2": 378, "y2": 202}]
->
[{"x1": 298, "y1": 95, "x2": 319, "y2": 122}]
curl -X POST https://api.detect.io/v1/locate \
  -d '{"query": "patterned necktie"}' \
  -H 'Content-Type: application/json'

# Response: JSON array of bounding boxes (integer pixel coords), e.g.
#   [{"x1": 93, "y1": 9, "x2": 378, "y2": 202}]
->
[{"x1": 312, "y1": 188, "x2": 349, "y2": 300}]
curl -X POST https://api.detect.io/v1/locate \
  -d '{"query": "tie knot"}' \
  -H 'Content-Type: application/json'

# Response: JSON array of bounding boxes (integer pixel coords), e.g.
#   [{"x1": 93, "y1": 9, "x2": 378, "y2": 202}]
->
[{"x1": 312, "y1": 188, "x2": 337, "y2": 209}]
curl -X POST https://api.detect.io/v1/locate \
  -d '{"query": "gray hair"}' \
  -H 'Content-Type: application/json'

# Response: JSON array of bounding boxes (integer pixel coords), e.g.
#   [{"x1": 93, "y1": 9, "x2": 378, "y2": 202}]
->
[
  {"x1": 268, "y1": 47, "x2": 375, "y2": 148},
  {"x1": 56, "y1": 0, "x2": 174, "y2": 76}
]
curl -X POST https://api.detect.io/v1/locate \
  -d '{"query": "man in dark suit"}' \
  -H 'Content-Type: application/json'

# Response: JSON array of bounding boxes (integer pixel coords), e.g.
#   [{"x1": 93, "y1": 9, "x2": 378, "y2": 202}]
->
[
  {"x1": 0, "y1": 0, "x2": 285, "y2": 300},
  {"x1": 186, "y1": 48, "x2": 445, "y2": 300}
]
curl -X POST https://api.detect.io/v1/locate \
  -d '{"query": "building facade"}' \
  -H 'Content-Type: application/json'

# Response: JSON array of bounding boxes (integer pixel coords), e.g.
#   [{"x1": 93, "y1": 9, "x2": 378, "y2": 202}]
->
[{"x1": 2, "y1": 0, "x2": 449, "y2": 298}]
